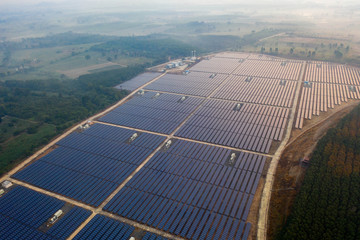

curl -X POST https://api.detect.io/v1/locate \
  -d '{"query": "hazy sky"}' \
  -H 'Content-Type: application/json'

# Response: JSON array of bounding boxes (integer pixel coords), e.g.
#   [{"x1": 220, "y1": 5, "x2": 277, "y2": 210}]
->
[
  {"x1": 0, "y1": 0, "x2": 358, "y2": 11},
  {"x1": 1, "y1": 0, "x2": 357, "y2": 6}
]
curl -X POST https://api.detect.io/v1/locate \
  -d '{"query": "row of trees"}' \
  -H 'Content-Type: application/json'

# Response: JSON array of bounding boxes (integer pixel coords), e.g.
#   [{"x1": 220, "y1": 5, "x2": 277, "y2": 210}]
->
[{"x1": 277, "y1": 104, "x2": 360, "y2": 240}]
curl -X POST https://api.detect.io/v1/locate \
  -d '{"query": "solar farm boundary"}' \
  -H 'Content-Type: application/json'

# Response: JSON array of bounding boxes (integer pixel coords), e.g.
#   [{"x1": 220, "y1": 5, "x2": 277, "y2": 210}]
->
[
  {"x1": 94, "y1": 120, "x2": 273, "y2": 158},
  {"x1": 257, "y1": 61, "x2": 307, "y2": 240}
]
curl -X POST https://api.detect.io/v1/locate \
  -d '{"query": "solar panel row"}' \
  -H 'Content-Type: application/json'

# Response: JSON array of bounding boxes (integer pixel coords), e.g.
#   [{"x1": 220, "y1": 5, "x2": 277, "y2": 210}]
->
[
  {"x1": 233, "y1": 59, "x2": 302, "y2": 80},
  {"x1": 212, "y1": 75, "x2": 296, "y2": 107},
  {"x1": 176, "y1": 99, "x2": 289, "y2": 153},
  {"x1": 13, "y1": 124, "x2": 166, "y2": 206},
  {"x1": 73, "y1": 215, "x2": 134, "y2": 240},
  {"x1": 114, "y1": 72, "x2": 162, "y2": 91},
  {"x1": 295, "y1": 62, "x2": 360, "y2": 129},
  {"x1": 190, "y1": 57, "x2": 242, "y2": 74},
  {"x1": 0, "y1": 186, "x2": 91, "y2": 240},
  {"x1": 145, "y1": 72, "x2": 228, "y2": 97},
  {"x1": 99, "y1": 91, "x2": 203, "y2": 134},
  {"x1": 143, "y1": 232, "x2": 169, "y2": 240},
  {"x1": 305, "y1": 63, "x2": 360, "y2": 85},
  {"x1": 104, "y1": 140, "x2": 264, "y2": 239}
]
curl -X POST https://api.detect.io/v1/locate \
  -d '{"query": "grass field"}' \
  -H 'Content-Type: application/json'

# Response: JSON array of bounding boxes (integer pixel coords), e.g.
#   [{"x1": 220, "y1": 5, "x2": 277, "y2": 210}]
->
[{"x1": 3, "y1": 43, "x2": 152, "y2": 80}]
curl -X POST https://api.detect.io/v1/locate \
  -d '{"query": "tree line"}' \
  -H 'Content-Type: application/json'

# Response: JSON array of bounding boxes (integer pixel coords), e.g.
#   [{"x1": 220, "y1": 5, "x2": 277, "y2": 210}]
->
[{"x1": 277, "y1": 104, "x2": 360, "y2": 240}]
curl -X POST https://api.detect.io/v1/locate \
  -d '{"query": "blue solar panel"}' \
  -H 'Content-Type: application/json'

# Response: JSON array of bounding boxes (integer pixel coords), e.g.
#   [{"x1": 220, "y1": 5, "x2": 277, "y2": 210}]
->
[
  {"x1": 176, "y1": 99, "x2": 289, "y2": 153},
  {"x1": 99, "y1": 92, "x2": 203, "y2": 134},
  {"x1": 0, "y1": 186, "x2": 91, "y2": 240},
  {"x1": 114, "y1": 72, "x2": 162, "y2": 91},
  {"x1": 13, "y1": 123, "x2": 166, "y2": 207},
  {"x1": 144, "y1": 72, "x2": 228, "y2": 97},
  {"x1": 142, "y1": 232, "x2": 169, "y2": 240},
  {"x1": 104, "y1": 139, "x2": 264, "y2": 239},
  {"x1": 73, "y1": 215, "x2": 134, "y2": 240}
]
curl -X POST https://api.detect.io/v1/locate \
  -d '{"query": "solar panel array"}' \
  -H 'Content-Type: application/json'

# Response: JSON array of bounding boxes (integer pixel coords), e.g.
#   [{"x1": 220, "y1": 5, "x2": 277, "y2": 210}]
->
[
  {"x1": 212, "y1": 75, "x2": 297, "y2": 107},
  {"x1": 8, "y1": 52, "x2": 313, "y2": 240},
  {"x1": 104, "y1": 139, "x2": 264, "y2": 240},
  {"x1": 143, "y1": 232, "x2": 170, "y2": 240},
  {"x1": 13, "y1": 123, "x2": 165, "y2": 206},
  {"x1": 233, "y1": 59, "x2": 302, "y2": 80},
  {"x1": 0, "y1": 186, "x2": 91, "y2": 240},
  {"x1": 295, "y1": 62, "x2": 360, "y2": 129},
  {"x1": 73, "y1": 215, "x2": 134, "y2": 240},
  {"x1": 176, "y1": 99, "x2": 289, "y2": 153},
  {"x1": 190, "y1": 57, "x2": 242, "y2": 74},
  {"x1": 144, "y1": 71, "x2": 228, "y2": 97},
  {"x1": 99, "y1": 91, "x2": 203, "y2": 134},
  {"x1": 114, "y1": 72, "x2": 162, "y2": 91}
]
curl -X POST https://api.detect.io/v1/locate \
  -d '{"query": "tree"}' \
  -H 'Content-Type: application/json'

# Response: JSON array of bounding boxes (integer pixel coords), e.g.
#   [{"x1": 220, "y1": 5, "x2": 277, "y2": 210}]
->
[
  {"x1": 290, "y1": 48, "x2": 294, "y2": 54},
  {"x1": 85, "y1": 55, "x2": 91, "y2": 60},
  {"x1": 334, "y1": 50, "x2": 343, "y2": 59}
]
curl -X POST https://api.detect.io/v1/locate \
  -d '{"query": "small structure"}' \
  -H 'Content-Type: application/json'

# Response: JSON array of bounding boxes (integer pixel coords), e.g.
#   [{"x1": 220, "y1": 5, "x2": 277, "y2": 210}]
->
[
  {"x1": 301, "y1": 156, "x2": 311, "y2": 166},
  {"x1": 281, "y1": 61, "x2": 287, "y2": 66},
  {"x1": 245, "y1": 76, "x2": 253, "y2": 82},
  {"x1": 209, "y1": 73, "x2": 217, "y2": 78},
  {"x1": 165, "y1": 140, "x2": 172, "y2": 149},
  {"x1": 316, "y1": 63, "x2": 322, "y2": 68},
  {"x1": 280, "y1": 80, "x2": 286, "y2": 86},
  {"x1": 178, "y1": 96, "x2": 187, "y2": 103},
  {"x1": 152, "y1": 93, "x2": 161, "y2": 99},
  {"x1": 234, "y1": 103, "x2": 243, "y2": 111},
  {"x1": 138, "y1": 89, "x2": 145, "y2": 96},
  {"x1": 2, "y1": 180, "x2": 13, "y2": 189},
  {"x1": 349, "y1": 85, "x2": 356, "y2": 93},
  {"x1": 304, "y1": 81, "x2": 312, "y2": 88},
  {"x1": 47, "y1": 209, "x2": 63, "y2": 227},
  {"x1": 129, "y1": 133, "x2": 138, "y2": 143},
  {"x1": 79, "y1": 122, "x2": 91, "y2": 131}
]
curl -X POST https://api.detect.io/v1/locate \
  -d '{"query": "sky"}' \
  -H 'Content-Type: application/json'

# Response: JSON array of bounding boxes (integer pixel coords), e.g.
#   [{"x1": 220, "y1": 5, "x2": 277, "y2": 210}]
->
[
  {"x1": 0, "y1": 0, "x2": 358, "y2": 12},
  {"x1": 1, "y1": 0, "x2": 357, "y2": 6}
]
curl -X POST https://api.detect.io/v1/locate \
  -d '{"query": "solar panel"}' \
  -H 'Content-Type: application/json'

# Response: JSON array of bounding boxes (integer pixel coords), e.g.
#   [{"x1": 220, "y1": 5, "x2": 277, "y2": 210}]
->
[
  {"x1": 114, "y1": 72, "x2": 162, "y2": 91},
  {"x1": 190, "y1": 57, "x2": 242, "y2": 74},
  {"x1": 212, "y1": 75, "x2": 297, "y2": 108},
  {"x1": 144, "y1": 72, "x2": 228, "y2": 97},
  {"x1": 104, "y1": 139, "x2": 265, "y2": 239},
  {"x1": 0, "y1": 186, "x2": 91, "y2": 240},
  {"x1": 233, "y1": 59, "x2": 302, "y2": 80},
  {"x1": 73, "y1": 215, "x2": 134, "y2": 240},
  {"x1": 13, "y1": 124, "x2": 166, "y2": 206},
  {"x1": 99, "y1": 92, "x2": 203, "y2": 134},
  {"x1": 143, "y1": 232, "x2": 169, "y2": 240},
  {"x1": 175, "y1": 99, "x2": 289, "y2": 153}
]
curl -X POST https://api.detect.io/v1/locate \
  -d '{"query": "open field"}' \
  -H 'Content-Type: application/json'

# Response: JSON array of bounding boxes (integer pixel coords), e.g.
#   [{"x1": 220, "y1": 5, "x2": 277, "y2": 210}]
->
[{"x1": 57, "y1": 62, "x2": 125, "y2": 78}]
